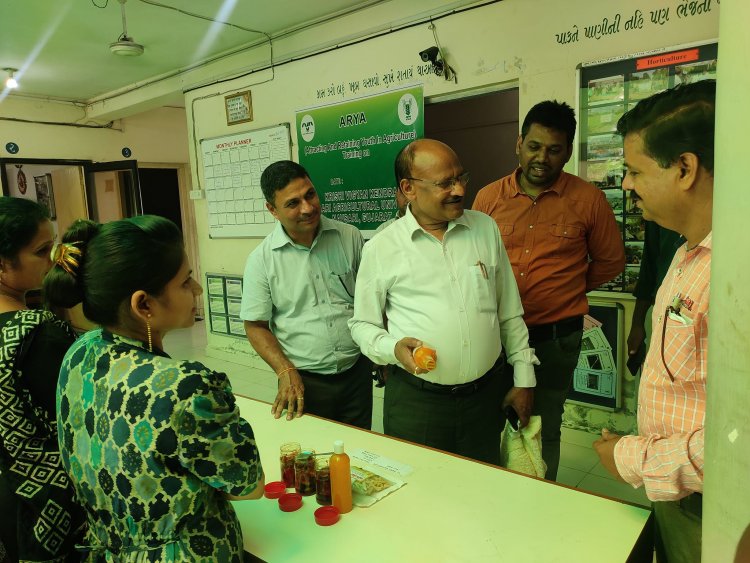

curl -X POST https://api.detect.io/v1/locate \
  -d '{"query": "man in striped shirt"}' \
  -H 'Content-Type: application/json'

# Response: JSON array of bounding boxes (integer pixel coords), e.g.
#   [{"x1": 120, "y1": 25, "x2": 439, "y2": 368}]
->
[{"x1": 593, "y1": 80, "x2": 715, "y2": 563}]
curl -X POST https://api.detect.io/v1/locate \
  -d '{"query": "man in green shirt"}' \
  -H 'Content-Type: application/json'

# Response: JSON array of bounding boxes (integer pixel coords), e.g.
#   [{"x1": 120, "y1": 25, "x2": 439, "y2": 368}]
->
[{"x1": 241, "y1": 160, "x2": 372, "y2": 428}]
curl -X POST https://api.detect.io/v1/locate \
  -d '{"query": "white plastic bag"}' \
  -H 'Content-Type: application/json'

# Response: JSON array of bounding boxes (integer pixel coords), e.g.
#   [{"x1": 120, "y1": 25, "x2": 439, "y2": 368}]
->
[{"x1": 499, "y1": 415, "x2": 546, "y2": 478}]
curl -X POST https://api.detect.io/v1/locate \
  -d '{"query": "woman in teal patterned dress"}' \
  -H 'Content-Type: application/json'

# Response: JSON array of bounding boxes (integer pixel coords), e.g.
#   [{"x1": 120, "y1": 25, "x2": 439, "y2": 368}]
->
[{"x1": 45, "y1": 216, "x2": 265, "y2": 562}]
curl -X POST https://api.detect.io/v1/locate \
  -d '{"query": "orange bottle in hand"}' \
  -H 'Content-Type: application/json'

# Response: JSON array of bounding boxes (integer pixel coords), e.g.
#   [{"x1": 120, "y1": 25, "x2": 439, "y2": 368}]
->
[
  {"x1": 329, "y1": 440, "x2": 353, "y2": 514},
  {"x1": 413, "y1": 345, "x2": 437, "y2": 371}
]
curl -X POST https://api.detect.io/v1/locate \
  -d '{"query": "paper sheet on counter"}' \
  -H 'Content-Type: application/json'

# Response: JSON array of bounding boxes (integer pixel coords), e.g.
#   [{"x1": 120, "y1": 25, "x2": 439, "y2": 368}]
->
[{"x1": 349, "y1": 449, "x2": 413, "y2": 477}]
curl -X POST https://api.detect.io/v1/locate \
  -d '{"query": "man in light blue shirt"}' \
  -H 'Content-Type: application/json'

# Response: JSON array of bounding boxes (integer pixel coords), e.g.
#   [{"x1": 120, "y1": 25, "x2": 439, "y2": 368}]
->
[{"x1": 241, "y1": 161, "x2": 372, "y2": 428}]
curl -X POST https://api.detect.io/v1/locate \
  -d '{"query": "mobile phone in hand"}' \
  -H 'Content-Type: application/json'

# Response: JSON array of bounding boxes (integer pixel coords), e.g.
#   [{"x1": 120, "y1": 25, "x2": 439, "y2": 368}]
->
[
  {"x1": 627, "y1": 342, "x2": 647, "y2": 376},
  {"x1": 505, "y1": 405, "x2": 520, "y2": 432}
]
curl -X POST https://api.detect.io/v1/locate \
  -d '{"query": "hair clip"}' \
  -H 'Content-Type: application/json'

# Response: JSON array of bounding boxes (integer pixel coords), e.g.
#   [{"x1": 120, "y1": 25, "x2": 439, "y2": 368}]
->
[{"x1": 52, "y1": 242, "x2": 83, "y2": 277}]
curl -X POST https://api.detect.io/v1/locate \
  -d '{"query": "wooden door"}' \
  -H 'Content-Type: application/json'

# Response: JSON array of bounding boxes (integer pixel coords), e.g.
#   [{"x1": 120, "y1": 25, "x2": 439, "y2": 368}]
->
[{"x1": 51, "y1": 166, "x2": 87, "y2": 234}]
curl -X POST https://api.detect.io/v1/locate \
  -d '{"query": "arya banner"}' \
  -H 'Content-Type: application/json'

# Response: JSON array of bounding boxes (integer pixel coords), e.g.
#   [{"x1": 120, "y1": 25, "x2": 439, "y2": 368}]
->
[{"x1": 296, "y1": 85, "x2": 423, "y2": 233}]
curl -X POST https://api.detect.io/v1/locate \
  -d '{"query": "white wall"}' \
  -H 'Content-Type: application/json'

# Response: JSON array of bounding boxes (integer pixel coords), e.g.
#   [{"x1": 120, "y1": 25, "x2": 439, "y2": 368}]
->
[
  {"x1": 704, "y1": 1, "x2": 750, "y2": 560},
  {"x1": 0, "y1": 99, "x2": 189, "y2": 163}
]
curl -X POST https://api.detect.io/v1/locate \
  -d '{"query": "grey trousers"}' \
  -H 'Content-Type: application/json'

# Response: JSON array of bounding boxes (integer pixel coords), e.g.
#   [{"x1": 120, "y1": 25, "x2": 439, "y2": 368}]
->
[{"x1": 654, "y1": 495, "x2": 702, "y2": 563}]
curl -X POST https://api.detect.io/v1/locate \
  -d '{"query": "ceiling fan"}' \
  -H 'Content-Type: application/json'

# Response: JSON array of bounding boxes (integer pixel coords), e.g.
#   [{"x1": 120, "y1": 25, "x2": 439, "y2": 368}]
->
[{"x1": 109, "y1": 0, "x2": 145, "y2": 56}]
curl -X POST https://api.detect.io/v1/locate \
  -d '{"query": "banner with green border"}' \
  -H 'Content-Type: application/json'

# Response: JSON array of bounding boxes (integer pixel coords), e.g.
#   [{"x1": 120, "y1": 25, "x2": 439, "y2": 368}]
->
[{"x1": 296, "y1": 85, "x2": 423, "y2": 232}]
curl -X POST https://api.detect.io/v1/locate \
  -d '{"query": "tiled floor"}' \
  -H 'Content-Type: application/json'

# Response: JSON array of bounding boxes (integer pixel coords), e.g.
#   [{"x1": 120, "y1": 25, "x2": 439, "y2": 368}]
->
[{"x1": 164, "y1": 321, "x2": 650, "y2": 508}]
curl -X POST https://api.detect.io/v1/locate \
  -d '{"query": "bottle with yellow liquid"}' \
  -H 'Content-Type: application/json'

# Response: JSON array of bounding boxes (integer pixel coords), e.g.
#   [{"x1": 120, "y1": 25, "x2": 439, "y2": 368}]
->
[{"x1": 329, "y1": 440, "x2": 352, "y2": 514}]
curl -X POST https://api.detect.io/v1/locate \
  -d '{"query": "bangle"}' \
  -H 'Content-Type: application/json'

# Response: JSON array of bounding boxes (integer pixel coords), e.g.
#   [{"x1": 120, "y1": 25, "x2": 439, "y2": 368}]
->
[{"x1": 276, "y1": 366, "x2": 297, "y2": 379}]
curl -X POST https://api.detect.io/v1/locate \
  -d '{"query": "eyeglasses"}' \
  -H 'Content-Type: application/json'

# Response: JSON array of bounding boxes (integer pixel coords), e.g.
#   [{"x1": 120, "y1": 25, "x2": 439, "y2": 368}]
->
[{"x1": 405, "y1": 171, "x2": 470, "y2": 190}]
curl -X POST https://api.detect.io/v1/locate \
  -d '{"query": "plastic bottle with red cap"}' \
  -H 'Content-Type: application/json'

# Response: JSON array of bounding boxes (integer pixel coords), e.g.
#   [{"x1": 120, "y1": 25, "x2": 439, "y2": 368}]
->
[{"x1": 329, "y1": 440, "x2": 352, "y2": 514}]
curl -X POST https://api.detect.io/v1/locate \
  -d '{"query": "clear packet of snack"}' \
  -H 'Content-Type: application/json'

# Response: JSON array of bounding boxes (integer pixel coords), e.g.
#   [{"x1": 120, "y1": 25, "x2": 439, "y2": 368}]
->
[{"x1": 350, "y1": 464, "x2": 405, "y2": 507}]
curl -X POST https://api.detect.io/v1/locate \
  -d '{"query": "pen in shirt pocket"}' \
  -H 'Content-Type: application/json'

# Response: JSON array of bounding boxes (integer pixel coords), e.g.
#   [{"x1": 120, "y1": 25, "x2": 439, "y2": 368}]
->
[
  {"x1": 476, "y1": 261, "x2": 488, "y2": 279},
  {"x1": 667, "y1": 309, "x2": 694, "y2": 326},
  {"x1": 335, "y1": 273, "x2": 354, "y2": 298},
  {"x1": 667, "y1": 295, "x2": 694, "y2": 326}
]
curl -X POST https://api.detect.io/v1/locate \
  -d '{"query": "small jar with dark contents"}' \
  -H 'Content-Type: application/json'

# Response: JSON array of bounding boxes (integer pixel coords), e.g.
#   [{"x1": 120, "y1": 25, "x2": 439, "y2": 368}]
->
[
  {"x1": 294, "y1": 450, "x2": 316, "y2": 496},
  {"x1": 280, "y1": 442, "x2": 300, "y2": 488},
  {"x1": 315, "y1": 457, "x2": 332, "y2": 505}
]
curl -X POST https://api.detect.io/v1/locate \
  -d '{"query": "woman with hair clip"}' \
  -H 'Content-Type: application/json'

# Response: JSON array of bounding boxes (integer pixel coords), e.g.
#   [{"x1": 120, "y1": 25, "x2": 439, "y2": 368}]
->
[
  {"x1": 0, "y1": 197, "x2": 83, "y2": 562},
  {"x1": 45, "y1": 215, "x2": 265, "y2": 562}
]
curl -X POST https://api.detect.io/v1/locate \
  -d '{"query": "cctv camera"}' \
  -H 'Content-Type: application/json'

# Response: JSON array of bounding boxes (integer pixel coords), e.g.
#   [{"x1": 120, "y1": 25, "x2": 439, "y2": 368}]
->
[{"x1": 419, "y1": 46, "x2": 440, "y2": 63}]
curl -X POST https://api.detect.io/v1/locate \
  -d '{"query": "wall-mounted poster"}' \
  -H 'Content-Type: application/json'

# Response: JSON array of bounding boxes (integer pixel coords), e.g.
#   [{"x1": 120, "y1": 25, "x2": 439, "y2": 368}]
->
[
  {"x1": 587, "y1": 75, "x2": 624, "y2": 106},
  {"x1": 16, "y1": 165, "x2": 27, "y2": 194},
  {"x1": 296, "y1": 85, "x2": 424, "y2": 234},
  {"x1": 587, "y1": 134, "x2": 624, "y2": 160},
  {"x1": 34, "y1": 174, "x2": 56, "y2": 219},
  {"x1": 628, "y1": 68, "x2": 669, "y2": 101},
  {"x1": 675, "y1": 60, "x2": 717, "y2": 85},
  {"x1": 225, "y1": 90, "x2": 253, "y2": 126},
  {"x1": 578, "y1": 41, "x2": 718, "y2": 292},
  {"x1": 586, "y1": 105, "x2": 623, "y2": 136}
]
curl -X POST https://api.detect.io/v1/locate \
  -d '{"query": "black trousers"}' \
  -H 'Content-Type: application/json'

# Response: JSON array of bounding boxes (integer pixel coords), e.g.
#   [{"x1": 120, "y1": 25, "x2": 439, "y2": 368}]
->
[
  {"x1": 383, "y1": 362, "x2": 512, "y2": 464},
  {"x1": 296, "y1": 354, "x2": 373, "y2": 430}
]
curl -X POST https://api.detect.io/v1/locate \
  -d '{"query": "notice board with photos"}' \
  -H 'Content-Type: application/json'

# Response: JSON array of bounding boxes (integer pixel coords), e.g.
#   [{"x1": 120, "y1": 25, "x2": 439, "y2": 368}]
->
[
  {"x1": 578, "y1": 41, "x2": 717, "y2": 293},
  {"x1": 567, "y1": 301, "x2": 624, "y2": 410},
  {"x1": 206, "y1": 273, "x2": 246, "y2": 339},
  {"x1": 200, "y1": 124, "x2": 292, "y2": 238}
]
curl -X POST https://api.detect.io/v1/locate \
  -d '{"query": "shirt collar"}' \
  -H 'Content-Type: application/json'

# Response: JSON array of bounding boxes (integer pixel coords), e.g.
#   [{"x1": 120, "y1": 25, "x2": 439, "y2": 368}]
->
[
  {"x1": 684, "y1": 231, "x2": 712, "y2": 254},
  {"x1": 269, "y1": 215, "x2": 334, "y2": 250},
  {"x1": 510, "y1": 167, "x2": 568, "y2": 197},
  {"x1": 402, "y1": 204, "x2": 471, "y2": 239},
  {"x1": 699, "y1": 231, "x2": 712, "y2": 250}
]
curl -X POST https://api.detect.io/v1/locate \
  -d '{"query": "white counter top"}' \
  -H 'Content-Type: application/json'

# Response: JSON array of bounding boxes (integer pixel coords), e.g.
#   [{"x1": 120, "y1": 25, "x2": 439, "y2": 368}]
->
[{"x1": 233, "y1": 396, "x2": 651, "y2": 562}]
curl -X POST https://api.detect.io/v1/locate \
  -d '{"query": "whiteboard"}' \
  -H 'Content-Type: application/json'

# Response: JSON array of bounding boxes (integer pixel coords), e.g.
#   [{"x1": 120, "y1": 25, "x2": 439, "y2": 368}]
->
[{"x1": 200, "y1": 123, "x2": 291, "y2": 238}]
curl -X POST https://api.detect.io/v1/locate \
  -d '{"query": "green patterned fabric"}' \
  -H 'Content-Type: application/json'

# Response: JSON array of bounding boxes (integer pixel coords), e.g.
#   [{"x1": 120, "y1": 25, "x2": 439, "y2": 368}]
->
[
  {"x1": 0, "y1": 309, "x2": 82, "y2": 562},
  {"x1": 57, "y1": 329, "x2": 263, "y2": 562}
]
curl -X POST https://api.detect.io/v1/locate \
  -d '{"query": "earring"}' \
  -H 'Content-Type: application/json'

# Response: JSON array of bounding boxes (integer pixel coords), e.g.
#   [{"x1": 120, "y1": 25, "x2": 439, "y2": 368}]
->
[{"x1": 146, "y1": 314, "x2": 153, "y2": 353}]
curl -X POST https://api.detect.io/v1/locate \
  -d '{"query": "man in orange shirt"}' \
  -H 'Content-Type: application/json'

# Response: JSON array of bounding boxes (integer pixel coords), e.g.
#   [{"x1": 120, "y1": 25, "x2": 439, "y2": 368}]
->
[
  {"x1": 594, "y1": 80, "x2": 715, "y2": 563},
  {"x1": 473, "y1": 101, "x2": 624, "y2": 480}
]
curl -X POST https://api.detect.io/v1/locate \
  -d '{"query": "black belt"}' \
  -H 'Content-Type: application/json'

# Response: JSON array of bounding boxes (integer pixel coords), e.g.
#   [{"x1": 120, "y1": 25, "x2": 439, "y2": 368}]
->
[
  {"x1": 527, "y1": 315, "x2": 584, "y2": 344},
  {"x1": 397, "y1": 363, "x2": 500, "y2": 396},
  {"x1": 298, "y1": 354, "x2": 367, "y2": 378}
]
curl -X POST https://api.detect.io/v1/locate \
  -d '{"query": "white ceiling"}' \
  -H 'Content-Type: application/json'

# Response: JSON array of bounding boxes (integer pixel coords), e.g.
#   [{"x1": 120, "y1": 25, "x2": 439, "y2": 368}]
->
[{"x1": 0, "y1": 0, "x2": 392, "y2": 104}]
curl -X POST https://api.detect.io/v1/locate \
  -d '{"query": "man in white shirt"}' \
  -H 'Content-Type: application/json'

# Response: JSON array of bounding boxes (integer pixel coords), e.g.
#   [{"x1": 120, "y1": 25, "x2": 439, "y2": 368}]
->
[
  {"x1": 374, "y1": 184, "x2": 407, "y2": 234},
  {"x1": 241, "y1": 160, "x2": 372, "y2": 428},
  {"x1": 349, "y1": 139, "x2": 537, "y2": 463}
]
